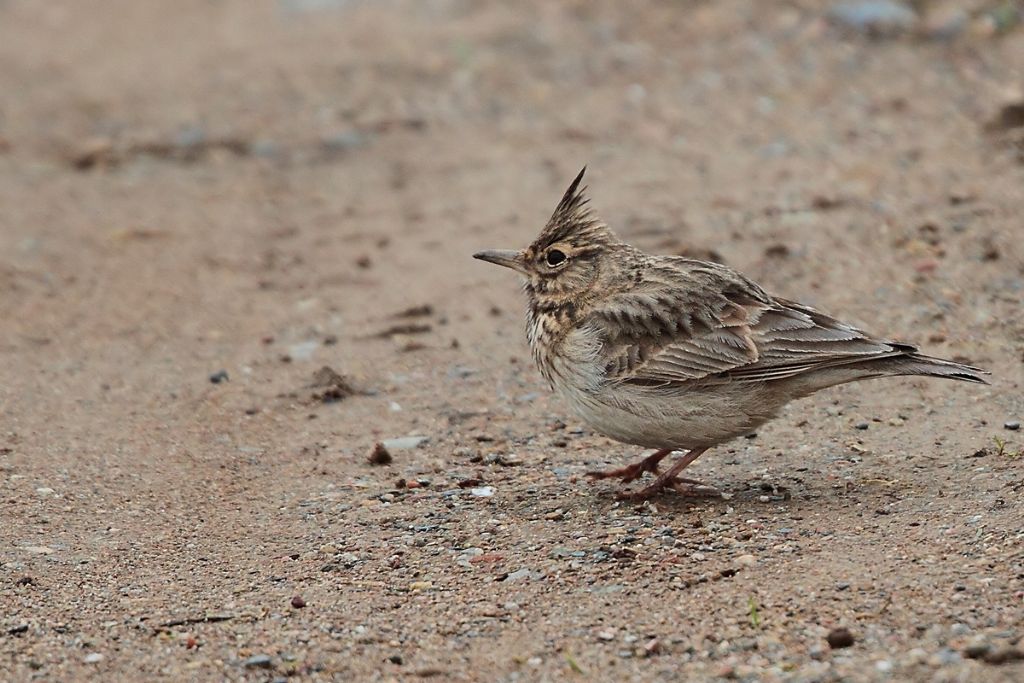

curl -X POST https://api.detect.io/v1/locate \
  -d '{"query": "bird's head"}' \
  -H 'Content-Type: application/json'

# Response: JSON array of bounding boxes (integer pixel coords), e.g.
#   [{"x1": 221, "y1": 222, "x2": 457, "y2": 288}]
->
[{"x1": 473, "y1": 167, "x2": 621, "y2": 303}]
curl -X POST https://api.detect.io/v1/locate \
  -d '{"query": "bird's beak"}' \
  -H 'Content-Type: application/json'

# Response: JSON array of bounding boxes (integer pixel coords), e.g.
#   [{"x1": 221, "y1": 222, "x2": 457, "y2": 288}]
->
[{"x1": 473, "y1": 249, "x2": 528, "y2": 275}]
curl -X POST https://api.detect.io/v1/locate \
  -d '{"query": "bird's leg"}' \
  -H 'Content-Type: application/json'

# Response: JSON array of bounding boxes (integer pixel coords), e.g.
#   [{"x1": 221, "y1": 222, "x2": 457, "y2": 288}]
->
[
  {"x1": 621, "y1": 447, "x2": 716, "y2": 500},
  {"x1": 585, "y1": 448, "x2": 674, "y2": 484}
]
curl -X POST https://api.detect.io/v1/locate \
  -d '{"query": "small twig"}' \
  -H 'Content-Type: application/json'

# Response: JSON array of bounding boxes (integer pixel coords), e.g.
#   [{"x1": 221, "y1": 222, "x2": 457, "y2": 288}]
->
[
  {"x1": 876, "y1": 594, "x2": 893, "y2": 617},
  {"x1": 369, "y1": 323, "x2": 432, "y2": 338},
  {"x1": 158, "y1": 614, "x2": 235, "y2": 628}
]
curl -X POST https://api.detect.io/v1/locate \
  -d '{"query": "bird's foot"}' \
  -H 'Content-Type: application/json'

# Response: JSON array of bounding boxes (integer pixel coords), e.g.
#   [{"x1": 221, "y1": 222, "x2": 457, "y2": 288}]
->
[
  {"x1": 618, "y1": 476, "x2": 721, "y2": 501},
  {"x1": 585, "y1": 448, "x2": 673, "y2": 484},
  {"x1": 586, "y1": 461, "x2": 656, "y2": 484},
  {"x1": 667, "y1": 478, "x2": 721, "y2": 498},
  {"x1": 613, "y1": 447, "x2": 715, "y2": 500}
]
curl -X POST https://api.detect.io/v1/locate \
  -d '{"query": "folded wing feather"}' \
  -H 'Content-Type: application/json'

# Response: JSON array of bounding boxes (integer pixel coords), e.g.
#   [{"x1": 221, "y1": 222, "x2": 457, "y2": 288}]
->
[{"x1": 588, "y1": 260, "x2": 909, "y2": 388}]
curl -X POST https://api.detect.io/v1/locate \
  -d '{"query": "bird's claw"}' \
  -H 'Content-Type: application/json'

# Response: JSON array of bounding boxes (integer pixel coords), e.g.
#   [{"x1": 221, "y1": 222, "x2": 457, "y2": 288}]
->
[
  {"x1": 585, "y1": 462, "x2": 658, "y2": 484},
  {"x1": 618, "y1": 477, "x2": 721, "y2": 501}
]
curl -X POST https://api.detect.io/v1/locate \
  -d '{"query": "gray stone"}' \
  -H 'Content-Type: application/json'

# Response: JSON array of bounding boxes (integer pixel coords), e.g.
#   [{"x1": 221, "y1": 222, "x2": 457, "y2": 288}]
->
[
  {"x1": 505, "y1": 568, "x2": 533, "y2": 582},
  {"x1": 280, "y1": 0, "x2": 353, "y2": 14},
  {"x1": 287, "y1": 340, "x2": 319, "y2": 361},
  {"x1": 381, "y1": 436, "x2": 428, "y2": 450},
  {"x1": 243, "y1": 654, "x2": 273, "y2": 668},
  {"x1": 319, "y1": 130, "x2": 368, "y2": 155},
  {"x1": 828, "y1": 1, "x2": 917, "y2": 36}
]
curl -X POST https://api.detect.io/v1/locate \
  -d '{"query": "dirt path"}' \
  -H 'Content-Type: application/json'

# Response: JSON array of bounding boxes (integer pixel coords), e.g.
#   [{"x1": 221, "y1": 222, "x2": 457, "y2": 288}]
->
[{"x1": 2, "y1": 1, "x2": 1023, "y2": 680}]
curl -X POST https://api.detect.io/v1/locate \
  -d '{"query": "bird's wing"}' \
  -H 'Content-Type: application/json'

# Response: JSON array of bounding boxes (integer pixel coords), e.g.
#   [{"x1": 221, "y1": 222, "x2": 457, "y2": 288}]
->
[{"x1": 587, "y1": 259, "x2": 908, "y2": 387}]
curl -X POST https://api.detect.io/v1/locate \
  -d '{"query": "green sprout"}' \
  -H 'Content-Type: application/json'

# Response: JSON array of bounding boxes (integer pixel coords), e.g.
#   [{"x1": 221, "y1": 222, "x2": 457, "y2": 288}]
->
[
  {"x1": 565, "y1": 652, "x2": 584, "y2": 674},
  {"x1": 994, "y1": 436, "x2": 1022, "y2": 459},
  {"x1": 748, "y1": 597, "x2": 761, "y2": 628}
]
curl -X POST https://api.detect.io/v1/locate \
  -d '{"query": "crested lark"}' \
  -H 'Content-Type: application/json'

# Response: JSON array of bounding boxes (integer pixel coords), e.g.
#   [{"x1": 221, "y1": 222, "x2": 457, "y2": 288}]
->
[{"x1": 474, "y1": 168, "x2": 989, "y2": 499}]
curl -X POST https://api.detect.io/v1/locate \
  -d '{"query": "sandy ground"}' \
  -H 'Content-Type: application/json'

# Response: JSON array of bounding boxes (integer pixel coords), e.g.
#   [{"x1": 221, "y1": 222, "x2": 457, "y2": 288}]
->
[{"x1": 2, "y1": 0, "x2": 1024, "y2": 681}]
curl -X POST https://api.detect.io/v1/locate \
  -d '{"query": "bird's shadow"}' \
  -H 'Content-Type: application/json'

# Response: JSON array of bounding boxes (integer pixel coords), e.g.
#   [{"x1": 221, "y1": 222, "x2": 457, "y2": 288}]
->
[{"x1": 584, "y1": 475, "x2": 835, "y2": 513}]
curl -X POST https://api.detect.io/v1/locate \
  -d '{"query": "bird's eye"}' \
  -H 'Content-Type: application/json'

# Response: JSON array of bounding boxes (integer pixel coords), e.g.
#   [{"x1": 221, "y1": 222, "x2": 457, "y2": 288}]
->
[{"x1": 545, "y1": 249, "x2": 567, "y2": 267}]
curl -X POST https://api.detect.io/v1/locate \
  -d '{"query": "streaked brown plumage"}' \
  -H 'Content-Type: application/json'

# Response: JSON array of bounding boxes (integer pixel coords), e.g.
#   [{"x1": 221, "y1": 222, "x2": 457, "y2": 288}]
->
[{"x1": 474, "y1": 168, "x2": 989, "y2": 499}]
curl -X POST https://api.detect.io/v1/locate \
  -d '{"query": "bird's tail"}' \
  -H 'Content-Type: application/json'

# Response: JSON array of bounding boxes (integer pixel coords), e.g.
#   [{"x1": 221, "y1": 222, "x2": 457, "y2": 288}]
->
[{"x1": 869, "y1": 352, "x2": 989, "y2": 384}]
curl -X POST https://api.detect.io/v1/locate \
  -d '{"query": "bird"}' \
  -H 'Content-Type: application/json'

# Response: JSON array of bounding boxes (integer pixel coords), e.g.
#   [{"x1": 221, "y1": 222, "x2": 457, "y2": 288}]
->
[{"x1": 473, "y1": 168, "x2": 989, "y2": 500}]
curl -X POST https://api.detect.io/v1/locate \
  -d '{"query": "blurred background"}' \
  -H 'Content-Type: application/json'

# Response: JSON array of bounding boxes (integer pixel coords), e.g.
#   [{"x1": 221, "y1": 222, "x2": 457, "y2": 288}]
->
[
  {"x1": 1, "y1": 0, "x2": 1023, "y2": 340},
  {"x1": 1, "y1": 1, "x2": 1023, "y2": 680}
]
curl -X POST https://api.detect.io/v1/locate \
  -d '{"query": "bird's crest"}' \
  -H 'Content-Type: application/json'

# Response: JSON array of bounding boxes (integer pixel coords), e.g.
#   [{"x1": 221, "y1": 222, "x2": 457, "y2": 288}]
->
[{"x1": 534, "y1": 167, "x2": 618, "y2": 250}]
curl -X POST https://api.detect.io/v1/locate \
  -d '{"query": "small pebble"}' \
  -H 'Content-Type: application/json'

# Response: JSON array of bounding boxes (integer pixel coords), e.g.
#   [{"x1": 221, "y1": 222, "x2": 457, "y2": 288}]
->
[
  {"x1": 381, "y1": 436, "x2": 428, "y2": 450},
  {"x1": 854, "y1": 422, "x2": 869, "y2": 430},
  {"x1": 290, "y1": 595, "x2": 306, "y2": 609},
  {"x1": 209, "y1": 370, "x2": 229, "y2": 384},
  {"x1": 287, "y1": 340, "x2": 319, "y2": 362},
  {"x1": 504, "y1": 568, "x2": 533, "y2": 582},
  {"x1": 922, "y1": 4, "x2": 968, "y2": 40},
  {"x1": 735, "y1": 554, "x2": 757, "y2": 566},
  {"x1": 963, "y1": 640, "x2": 991, "y2": 659},
  {"x1": 930, "y1": 648, "x2": 961, "y2": 666},
  {"x1": 828, "y1": 1, "x2": 917, "y2": 37},
  {"x1": 243, "y1": 654, "x2": 273, "y2": 668},
  {"x1": 827, "y1": 627, "x2": 856, "y2": 649},
  {"x1": 498, "y1": 453, "x2": 523, "y2": 466},
  {"x1": 319, "y1": 129, "x2": 368, "y2": 155},
  {"x1": 24, "y1": 546, "x2": 54, "y2": 555},
  {"x1": 1004, "y1": 420, "x2": 1020, "y2": 431},
  {"x1": 83, "y1": 653, "x2": 104, "y2": 664},
  {"x1": 470, "y1": 486, "x2": 495, "y2": 498},
  {"x1": 950, "y1": 622, "x2": 971, "y2": 636},
  {"x1": 483, "y1": 452, "x2": 523, "y2": 467}
]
